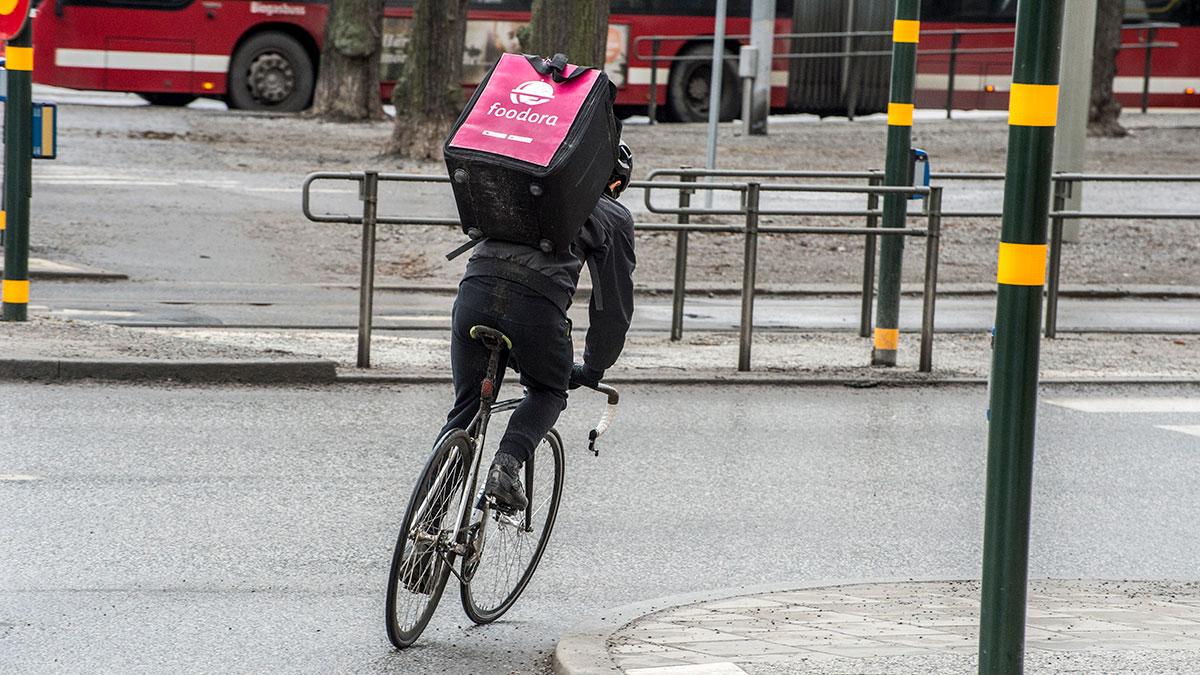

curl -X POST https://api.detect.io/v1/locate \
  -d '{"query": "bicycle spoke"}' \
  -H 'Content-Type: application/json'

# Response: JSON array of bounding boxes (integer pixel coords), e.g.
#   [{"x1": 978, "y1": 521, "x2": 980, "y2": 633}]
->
[{"x1": 461, "y1": 432, "x2": 563, "y2": 624}]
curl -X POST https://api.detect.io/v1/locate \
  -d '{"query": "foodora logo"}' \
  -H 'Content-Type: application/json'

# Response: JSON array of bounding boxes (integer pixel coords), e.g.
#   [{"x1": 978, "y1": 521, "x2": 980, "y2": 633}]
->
[{"x1": 510, "y1": 80, "x2": 555, "y2": 106}]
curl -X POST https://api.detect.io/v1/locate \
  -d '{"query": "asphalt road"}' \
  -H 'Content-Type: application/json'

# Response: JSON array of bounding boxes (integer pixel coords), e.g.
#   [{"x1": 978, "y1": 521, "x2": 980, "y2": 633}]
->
[
  {"x1": 26, "y1": 279, "x2": 1200, "y2": 334},
  {"x1": 3, "y1": 382, "x2": 1199, "y2": 674}
]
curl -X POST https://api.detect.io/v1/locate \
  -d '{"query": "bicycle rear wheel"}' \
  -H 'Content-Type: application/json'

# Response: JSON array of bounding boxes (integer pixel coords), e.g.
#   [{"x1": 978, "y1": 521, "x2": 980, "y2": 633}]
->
[
  {"x1": 385, "y1": 430, "x2": 472, "y2": 649},
  {"x1": 460, "y1": 429, "x2": 564, "y2": 624}
]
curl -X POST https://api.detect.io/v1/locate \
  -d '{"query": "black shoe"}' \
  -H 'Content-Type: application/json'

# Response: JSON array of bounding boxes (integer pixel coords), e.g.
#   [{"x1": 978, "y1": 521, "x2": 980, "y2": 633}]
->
[{"x1": 483, "y1": 454, "x2": 529, "y2": 513}]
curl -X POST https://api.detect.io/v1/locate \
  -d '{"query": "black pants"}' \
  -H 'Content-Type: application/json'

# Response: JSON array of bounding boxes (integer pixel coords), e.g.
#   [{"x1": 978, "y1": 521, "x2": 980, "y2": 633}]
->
[{"x1": 440, "y1": 276, "x2": 572, "y2": 464}]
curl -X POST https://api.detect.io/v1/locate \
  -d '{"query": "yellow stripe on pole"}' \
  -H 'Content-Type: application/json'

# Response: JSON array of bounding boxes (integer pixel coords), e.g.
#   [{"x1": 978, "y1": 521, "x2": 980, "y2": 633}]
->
[
  {"x1": 873, "y1": 327, "x2": 899, "y2": 351},
  {"x1": 0, "y1": 211, "x2": 6, "y2": 231},
  {"x1": 1008, "y1": 83, "x2": 1060, "y2": 127},
  {"x1": 887, "y1": 102, "x2": 914, "y2": 127},
  {"x1": 996, "y1": 242, "x2": 1048, "y2": 286},
  {"x1": 5, "y1": 46, "x2": 33, "y2": 71},
  {"x1": 893, "y1": 19, "x2": 921, "y2": 43},
  {"x1": 42, "y1": 106, "x2": 54, "y2": 157},
  {"x1": 2, "y1": 279, "x2": 30, "y2": 304}
]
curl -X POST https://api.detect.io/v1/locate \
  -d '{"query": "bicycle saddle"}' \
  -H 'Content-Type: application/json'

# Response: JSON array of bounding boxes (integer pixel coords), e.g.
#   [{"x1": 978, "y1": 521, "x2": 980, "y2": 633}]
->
[{"x1": 469, "y1": 325, "x2": 512, "y2": 351}]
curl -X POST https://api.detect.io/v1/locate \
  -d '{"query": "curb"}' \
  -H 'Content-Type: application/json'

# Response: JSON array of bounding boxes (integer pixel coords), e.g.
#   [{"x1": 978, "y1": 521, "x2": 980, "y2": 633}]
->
[
  {"x1": 0, "y1": 358, "x2": 338, "y2": 383},
  {"x1": 552, "y1": 579, "x2": 951, "y2": 674},
  {"x1": 340, "y1": 282, "x2": 1200, "y2": 300},
  {"x1": 334, "y1": 370, "x2": 1200, "y2": 387}
]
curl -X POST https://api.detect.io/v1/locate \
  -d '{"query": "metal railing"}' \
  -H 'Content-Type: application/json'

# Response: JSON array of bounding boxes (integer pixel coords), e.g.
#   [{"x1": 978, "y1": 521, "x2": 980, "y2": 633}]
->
[
  {"x1": 301, "y1": 171, "x2": 941, "y2": 373},
  {"x1": 632, "y1": 22, "x2": 1178, "y2": 121},
  {"x1": 639, "y1": 169, "x2": 1200, "y2": 341}
]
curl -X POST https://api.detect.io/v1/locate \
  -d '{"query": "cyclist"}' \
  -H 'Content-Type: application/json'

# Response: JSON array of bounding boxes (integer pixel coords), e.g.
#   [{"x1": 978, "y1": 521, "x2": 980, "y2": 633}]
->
[{"x1": 439, "y1": 143, "x2": 636, "y2": 513}]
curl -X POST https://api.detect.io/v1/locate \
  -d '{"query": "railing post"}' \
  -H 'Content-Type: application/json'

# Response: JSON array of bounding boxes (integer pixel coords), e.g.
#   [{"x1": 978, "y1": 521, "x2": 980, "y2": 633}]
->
[
  {"x1": 671, "y1": 172, "x2": 695, "y2": 341},
  {"x1": 919, "y1": 186, "x2": 942, "y2": 373},
  {"x1": 873, "y1": 0, "x2": 921, "y2": 367},
  {"x1": 738, "y1": 183, "x2": 761, "y2": 372},
  {"x1": 356, "y1": 171, "x2": 379, "y2": 368},
  {"x1": 648, "y1": 40, "x2": 660, "y2": 124},
  {"x1": 946, "y1": 31, "x2": 961, "y2": 119},
  {"x1": 860, "y1": 172, "x2": 882, "y2": 338},
  {"x1": 1045, "y1": 179, "x2": 1067, "y2": 338},
  {"x1": 1141, "y1": 26, "x2": 1155, "y2": 114}
]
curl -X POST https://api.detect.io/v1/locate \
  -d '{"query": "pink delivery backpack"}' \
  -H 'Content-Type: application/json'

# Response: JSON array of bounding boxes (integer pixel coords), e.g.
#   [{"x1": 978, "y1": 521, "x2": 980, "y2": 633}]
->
[{"x1": 444, "y1": 52, "x2": 620, "y2": 257}]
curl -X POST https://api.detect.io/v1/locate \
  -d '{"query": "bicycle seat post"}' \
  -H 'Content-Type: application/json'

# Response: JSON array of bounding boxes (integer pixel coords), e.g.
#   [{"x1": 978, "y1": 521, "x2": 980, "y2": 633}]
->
[{"x1": 469, "y1": 325, "x2": 512, "y2": 404}]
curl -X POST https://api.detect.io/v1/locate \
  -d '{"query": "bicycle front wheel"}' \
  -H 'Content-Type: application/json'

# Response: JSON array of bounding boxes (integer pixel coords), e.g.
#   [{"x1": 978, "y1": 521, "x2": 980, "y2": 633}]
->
[
  {"x1": 385, "y1": 430, "x2": 472, "y2": 649},
  {"x1": 460, "y1": 429, "x2": 564, "y2": 624}
]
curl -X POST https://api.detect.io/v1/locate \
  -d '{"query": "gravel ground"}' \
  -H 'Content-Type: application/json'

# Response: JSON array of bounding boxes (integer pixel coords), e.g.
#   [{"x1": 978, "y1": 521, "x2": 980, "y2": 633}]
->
[{"x1": 32, "y1": 102, "x2": 1200, "y2": 291}]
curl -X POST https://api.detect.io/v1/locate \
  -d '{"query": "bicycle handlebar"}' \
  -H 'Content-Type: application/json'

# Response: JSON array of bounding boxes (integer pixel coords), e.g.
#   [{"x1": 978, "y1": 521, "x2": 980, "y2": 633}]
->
[{"x1": 585, "y1": 383, "x2": 620, "y2": 456}]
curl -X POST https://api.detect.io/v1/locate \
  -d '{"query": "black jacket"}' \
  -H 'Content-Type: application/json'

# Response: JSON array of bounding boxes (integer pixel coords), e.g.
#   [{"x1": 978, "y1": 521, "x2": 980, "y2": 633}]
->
[{"x1": 462, "y1": 196, "x2": 636, "y2": 372}]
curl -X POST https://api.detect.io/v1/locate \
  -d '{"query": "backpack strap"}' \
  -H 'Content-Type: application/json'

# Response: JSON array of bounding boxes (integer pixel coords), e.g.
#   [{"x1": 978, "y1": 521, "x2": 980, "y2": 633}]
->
[
  {"x1": 445, "y1": 237, "x2": 484, "y2": 261},
  {"x1": 586, "y1": 256, "x2": 604, "y2": 311},
  {"x1": 523, "y1": 53, "x2": 593, "y2": 84}
]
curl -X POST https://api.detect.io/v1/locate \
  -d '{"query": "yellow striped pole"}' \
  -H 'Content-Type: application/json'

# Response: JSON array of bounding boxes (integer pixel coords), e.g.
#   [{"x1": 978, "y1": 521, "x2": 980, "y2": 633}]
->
[
  {"x1": 872, "y1": 1, "x2": 921, "y2": 366},
  {"x1": 3, "y1": 17, "x2": 33, "y2": 321},
  {"x1": 978, "y1": 0, "x2": 1065, "y2": 672}
]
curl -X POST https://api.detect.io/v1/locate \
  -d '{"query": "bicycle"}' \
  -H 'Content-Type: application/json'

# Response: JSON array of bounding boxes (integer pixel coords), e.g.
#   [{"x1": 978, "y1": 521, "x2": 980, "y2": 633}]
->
[{"x1": 385, "y1": 325, "x2": 620, "y2": 649}]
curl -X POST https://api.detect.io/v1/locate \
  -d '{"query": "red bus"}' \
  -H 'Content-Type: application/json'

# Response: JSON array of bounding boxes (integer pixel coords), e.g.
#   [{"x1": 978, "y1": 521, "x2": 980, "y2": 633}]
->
[{"x1": 26, "y1": 0, "x2": 1200, "y2": 117}]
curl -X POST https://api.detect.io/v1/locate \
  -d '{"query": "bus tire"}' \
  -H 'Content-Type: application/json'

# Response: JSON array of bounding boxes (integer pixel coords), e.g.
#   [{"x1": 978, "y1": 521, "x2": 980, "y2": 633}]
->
[
  {"x1": 139, "y1": 93, "x2": 197, "y2": 107},
  {"x1": 228, "y1": 31, "x2": 315, "y2": 112},
  {"x1": 667, "y1": 43, "x2": 738, "y2": 123}
]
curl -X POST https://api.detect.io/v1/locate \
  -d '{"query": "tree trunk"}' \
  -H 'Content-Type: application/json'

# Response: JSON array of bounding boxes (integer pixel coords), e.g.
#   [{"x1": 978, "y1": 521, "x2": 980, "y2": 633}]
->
[
  {"x1": 310, "y1": 0, "x2": 387, "y2": 121},
  {"x1": 1088, "y1": 0, "x2": 1127, "y2": 137},
  {"x1": 525, "y1": 0, "x2": 611, "y2": 69},
  {"x1": 386, "y1": 0, "x2": 469, "y2": 158}
]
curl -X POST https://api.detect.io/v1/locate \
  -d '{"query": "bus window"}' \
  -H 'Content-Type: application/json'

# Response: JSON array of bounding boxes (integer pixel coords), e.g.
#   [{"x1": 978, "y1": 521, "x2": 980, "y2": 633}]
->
[
  {"x1": 1144, "y1": 0, "x2": 1200, "y2": 26},
  {"x1": 63, "y1": 0, "x2": 193, "y2": 8}
]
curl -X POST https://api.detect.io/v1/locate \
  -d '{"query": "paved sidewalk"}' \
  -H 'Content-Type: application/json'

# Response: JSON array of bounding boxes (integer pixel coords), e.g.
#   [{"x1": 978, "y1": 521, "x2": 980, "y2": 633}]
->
[{"x1": 555, "y1": 580, "x2": 1200, "y2": 674}]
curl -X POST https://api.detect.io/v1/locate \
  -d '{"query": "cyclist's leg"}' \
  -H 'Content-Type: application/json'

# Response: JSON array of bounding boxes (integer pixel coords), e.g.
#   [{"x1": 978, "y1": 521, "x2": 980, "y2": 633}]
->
[
  {"x1": 494, "y1": 313, "x2": 572, "y2": 465},
  {"x1": 440, "y1": 289, "x2": 509, "y2": 440}
]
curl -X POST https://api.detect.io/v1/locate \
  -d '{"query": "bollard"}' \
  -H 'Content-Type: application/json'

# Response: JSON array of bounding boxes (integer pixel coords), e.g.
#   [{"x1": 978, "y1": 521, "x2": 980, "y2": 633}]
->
[
  {"x1": 648, "y1": 41, "x2": 660, "y2": 124},
  {"x1": 978, "y1": 0, "x2": 1066, "y2": 671},
  {"x1": 670, "y1": 173, "x2": 695, "y2": 341},
  {"x1": 919, "y1": 187, "x2": 942, "y2": 373},
  {"x1": 738, "y1": 45, "x2": 758, "y2": 136},
  {"x1": 873, "y1": 0, "x2": 921, "y2": 366},
  {"x1": 860, "y1": 172, "x2": 882, "y2": 338},
  {"x1": 738, "y1": 183, "x2": 760, "y2": 372},
  {"x1": 2, "y1": 18, "x2": 34, "y2": 322},
  {"x1": 1045, "y1": 179, "x2": 1068, "y2": 338},
  {"x1": 356, "y1": 171, "x2": 380, "y2": 368}
]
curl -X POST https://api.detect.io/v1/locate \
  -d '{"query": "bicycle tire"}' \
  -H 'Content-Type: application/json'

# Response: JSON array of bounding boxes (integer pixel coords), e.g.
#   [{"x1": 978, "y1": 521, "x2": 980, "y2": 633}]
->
[
  {"x1": 385, "y1": 430, "x2": 473, "y2": 649},
  {"x1": 459, "y1": 429, "x2": 565, "y2": 625}
]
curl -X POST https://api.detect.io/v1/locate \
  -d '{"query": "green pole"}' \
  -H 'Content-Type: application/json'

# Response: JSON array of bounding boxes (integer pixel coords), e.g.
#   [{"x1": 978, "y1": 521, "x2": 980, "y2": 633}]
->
[
  {"x1": 978, "y1": 0, "x2": 1065, "y2": 672},
  {"x1": 872, "y1": 0, "x2": 920, "y2": 366},
  {"x1": 3, "y1": 16, "x2": 34, "y2": 321}
]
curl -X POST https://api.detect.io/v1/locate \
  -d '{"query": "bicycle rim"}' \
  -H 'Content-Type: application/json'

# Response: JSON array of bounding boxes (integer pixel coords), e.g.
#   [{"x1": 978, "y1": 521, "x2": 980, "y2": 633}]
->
[
  {"x1": 460, "y1": 430, "x2": 564, "y2": 624},
  {"x1": 385, "y1": 430, "x2": 472, "y2": 649}
]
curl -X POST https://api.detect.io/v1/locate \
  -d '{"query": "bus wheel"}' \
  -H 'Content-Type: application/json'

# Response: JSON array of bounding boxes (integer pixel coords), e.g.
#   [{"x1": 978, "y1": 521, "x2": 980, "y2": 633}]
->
[
  {"x1": 140, "y1": 93, "x2": 197, "y2": 107},
  {"x1": 228, "y1": 32, "x2": 314, "y2": 112},
  {"x1": 667, "y1": 43, "x2": 738, "y2": 123}
]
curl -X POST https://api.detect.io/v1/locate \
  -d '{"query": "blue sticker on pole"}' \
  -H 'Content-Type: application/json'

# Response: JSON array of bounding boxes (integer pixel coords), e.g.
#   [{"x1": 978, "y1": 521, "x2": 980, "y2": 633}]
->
[{"x1": 32, "y1": 102, "x2": 57, "y2": 160}]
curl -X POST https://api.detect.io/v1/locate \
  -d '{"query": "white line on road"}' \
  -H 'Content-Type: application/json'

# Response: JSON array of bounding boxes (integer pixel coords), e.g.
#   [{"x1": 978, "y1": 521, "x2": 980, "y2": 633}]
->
[
  {"x1": 0, "y1": 474, "x2": 43, "y2": 482},
  {"x1": 1047, "y1": 398, "x2": 1200, "y2": 414},
  {"x1": 1159, "y1": 425, "x2": 1200, "y2": 438},
  {"x1": 627, "y1": 664, "x2": 748, "y2": 675}
]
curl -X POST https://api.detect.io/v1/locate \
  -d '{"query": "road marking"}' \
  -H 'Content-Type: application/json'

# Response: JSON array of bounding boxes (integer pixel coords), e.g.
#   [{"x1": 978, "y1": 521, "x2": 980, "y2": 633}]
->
[
  {"x1": 1159, "y1": 425, "x2": 1200, "y2": 438},
  {"x1": 1046, "y1": 398, "x2": 1200, "y2": 414},
  {"x1": 54, "y1": 308, "x2": 140, "y2": 318},
  {"x1": 0, "y1": 474, "x2": 42, "y2": 482},
  {"x1": 627, "y1": 664, "x2": 748, "y2": 675}
]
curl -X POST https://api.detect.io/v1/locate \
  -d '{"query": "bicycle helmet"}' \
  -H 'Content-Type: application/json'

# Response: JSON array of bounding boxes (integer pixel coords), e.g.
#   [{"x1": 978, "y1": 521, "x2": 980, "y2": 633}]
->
[{"x1": 605, "y1": 142, "x2": 634, "y2": 199}]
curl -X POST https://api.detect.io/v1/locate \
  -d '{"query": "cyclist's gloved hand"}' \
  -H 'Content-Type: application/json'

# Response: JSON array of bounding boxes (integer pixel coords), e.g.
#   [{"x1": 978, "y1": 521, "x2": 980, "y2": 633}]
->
[{"x1": 569, "y1": 363, "x2": 604, "y2": 390}]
